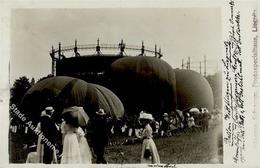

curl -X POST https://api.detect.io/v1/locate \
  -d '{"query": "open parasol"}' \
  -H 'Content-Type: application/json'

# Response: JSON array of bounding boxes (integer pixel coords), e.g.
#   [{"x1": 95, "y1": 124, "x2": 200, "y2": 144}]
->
[{"x1": 62, "y1": 106, "x2": 89, "y2": 126}]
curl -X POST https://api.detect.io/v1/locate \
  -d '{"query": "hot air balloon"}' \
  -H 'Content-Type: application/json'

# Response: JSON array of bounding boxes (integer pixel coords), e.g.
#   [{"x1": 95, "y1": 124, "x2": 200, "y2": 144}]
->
[
  {"x1": 110, "y1": 56, "x2": 177, "y2": 118},
  {"x1": 174, "y1": 69, "x2": 214, "y2": 111},
  {"x1": 21, "y1": 76, "x2": 124, "y2": 122}
]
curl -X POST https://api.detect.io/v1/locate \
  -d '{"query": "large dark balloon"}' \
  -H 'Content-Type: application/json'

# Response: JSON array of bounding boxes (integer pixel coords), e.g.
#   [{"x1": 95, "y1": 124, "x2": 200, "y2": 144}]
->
[
  {"x1": 21, "y1": 76, "x2": 124, "y2": 121},
  {"x1": 111, "y1": 56, "x2": 176, "y2": 118},
  {"x1": 174, "y1": 69, "x2": 214, "y2": 111}
]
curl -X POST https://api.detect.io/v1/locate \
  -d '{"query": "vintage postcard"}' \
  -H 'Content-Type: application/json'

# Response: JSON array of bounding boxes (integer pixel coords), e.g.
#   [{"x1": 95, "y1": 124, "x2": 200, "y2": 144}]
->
[{"x1": 0, "y1": 0, "x2": 259, "y2": 168}]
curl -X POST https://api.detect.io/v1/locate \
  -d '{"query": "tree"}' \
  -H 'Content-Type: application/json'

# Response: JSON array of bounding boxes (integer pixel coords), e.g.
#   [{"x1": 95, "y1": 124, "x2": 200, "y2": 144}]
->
[
  {"x1": 10, "y1": 76, "x2": 31, "y2": 107},
  {"x1": 10, "y1": 76, "x2": 32, "y2": 125}
]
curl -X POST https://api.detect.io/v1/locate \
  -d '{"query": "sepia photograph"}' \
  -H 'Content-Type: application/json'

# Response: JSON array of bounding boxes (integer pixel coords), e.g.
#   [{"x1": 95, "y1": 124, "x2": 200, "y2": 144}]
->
[{"x1": 8, "y1": 8, "x2": 224, "y2": 165}]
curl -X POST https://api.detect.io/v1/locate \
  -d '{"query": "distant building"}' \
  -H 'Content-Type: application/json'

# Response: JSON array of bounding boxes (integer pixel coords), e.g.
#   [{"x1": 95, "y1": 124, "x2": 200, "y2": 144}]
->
[{"x1": 50, "y1": 39, "x2": 162, "y2": 86}]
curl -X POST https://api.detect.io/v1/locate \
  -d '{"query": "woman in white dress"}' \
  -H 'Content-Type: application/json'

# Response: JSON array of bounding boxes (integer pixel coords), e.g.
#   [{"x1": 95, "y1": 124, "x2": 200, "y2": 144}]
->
[
  {"x1": 61, "y1": 112, "x2": 92, "y2": 164},
  {"x1": 139, "y1": 111, "x2": 160, "y2": 164}
]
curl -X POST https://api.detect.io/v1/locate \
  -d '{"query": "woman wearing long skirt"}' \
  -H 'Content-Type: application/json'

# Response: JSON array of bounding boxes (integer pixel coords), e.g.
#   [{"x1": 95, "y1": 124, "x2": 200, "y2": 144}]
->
[
  {"x1": 77, "y1": 127, "x2": 93, "y2": 163},
  {"x1": 139, "y1": 111, "x2": 160, "y2": 164},
  {"x1": 61, "y1": 111, "x2": 92, "y2": 164}
]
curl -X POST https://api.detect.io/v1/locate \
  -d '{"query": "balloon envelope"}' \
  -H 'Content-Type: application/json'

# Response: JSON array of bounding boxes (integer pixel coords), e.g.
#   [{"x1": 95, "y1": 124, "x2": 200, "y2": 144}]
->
[
  {"x1": 111, "y1": 56, "x2": 176, "y2": 118},
  {"x1": 174, "y1": 69, "x2": 214, "y2": 111},
  {"x1": 22, "y1": 76, "x2": 124, "y2": 121}
]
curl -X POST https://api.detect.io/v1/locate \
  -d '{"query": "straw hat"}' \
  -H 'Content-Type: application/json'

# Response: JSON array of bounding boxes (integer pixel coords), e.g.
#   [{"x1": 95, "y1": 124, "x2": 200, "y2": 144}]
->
[
  {"x1": 44, "y1": 106, "x2": 54, "y2": 115},
  {"x1": 139, "y1": 112, "x2": 153, "y2": 121},
  {"x1": 189, "y1": 108, "x2": 200, "y2": 114}
]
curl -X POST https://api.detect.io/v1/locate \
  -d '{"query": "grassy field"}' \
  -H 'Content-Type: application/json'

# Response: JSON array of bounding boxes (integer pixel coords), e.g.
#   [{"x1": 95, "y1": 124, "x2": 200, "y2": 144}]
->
[
  {"x1": 10, "y1": 123, "x2": 222, "y2": 164},
  {"x1": 106, "y1": 124, "x2": 223, "y2": 164}
]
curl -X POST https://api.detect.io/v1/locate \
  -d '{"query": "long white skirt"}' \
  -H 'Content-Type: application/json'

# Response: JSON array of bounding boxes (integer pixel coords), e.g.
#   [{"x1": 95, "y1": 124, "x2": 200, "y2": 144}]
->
[
  {"x1": 36, "y1": 135, "x2": 43, "y2": 163},
  {"x1": 61, "y1": 133, "x2": 92, "y2": 164},
  {"x1": 141, "y1": 138, "x2": 160, "y2": 164},
  {"x1": 78, "y1": 134, "x2": 92, "y2": 163}
]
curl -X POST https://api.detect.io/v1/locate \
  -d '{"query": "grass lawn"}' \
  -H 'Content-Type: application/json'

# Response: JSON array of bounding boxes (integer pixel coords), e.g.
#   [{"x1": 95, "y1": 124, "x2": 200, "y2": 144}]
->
[
  {"x1": 105, "y1": 124, "x2": 223, "y2": 164},
  {"x1": 10, "y1": 123, "x2": 222, "y2": 164}
]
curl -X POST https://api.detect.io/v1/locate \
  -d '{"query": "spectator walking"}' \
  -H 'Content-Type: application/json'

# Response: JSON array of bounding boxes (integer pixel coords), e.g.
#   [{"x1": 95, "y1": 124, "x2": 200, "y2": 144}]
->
[{"x1": 139, "y1": 111, "x2": 160, "y2": 164}]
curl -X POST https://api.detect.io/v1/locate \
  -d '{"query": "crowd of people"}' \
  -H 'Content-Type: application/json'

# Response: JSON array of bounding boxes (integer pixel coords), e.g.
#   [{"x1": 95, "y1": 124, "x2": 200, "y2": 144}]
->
[
  {"x1": 109, "y1": 107, "x2": 220, "y2": 140},
  {"x1": 24, "y1": 106, "x2": 162, "y2": 164},
  {"x1": 10, "y1": 105, "x2": 222, "y2": 164}
]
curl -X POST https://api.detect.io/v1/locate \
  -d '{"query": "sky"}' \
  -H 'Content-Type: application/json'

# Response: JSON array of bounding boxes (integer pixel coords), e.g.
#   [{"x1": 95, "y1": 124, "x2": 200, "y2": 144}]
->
[{"x1": 10, "y1": 8, "x2": 221, "y2": 83}]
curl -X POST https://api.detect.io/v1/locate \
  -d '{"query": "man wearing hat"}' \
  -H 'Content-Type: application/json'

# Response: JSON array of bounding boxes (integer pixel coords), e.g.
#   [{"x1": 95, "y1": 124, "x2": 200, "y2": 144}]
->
[
  {"x1": 39, "y1": 106, "x2": 58, "y2": 164},
  {"x1": 89, "y1": 108, "x2": 111, "y2": 164}
]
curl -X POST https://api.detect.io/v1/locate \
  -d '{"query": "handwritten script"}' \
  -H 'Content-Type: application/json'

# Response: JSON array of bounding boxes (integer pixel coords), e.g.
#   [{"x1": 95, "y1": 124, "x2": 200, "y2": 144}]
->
[
  {"x1": 222, "y1": 0, "x2": 245, "y2": 163},
  {"x1": 148, "y1": 164, "x2": 177, "y2": 168}
]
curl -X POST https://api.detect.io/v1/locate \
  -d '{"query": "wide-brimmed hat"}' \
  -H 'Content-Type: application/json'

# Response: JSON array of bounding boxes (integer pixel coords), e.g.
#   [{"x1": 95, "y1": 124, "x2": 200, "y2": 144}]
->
[
  {"x1": 44, "y1": 106, "x2": 54, "y2": 115},
  {"x1": 96, "y1": 108, "x2": 106, "y2": 115},
  {"x1": 139, "y1": 112, "x2": 153, "y2": 121},
  {"x1": 189, "y1": 108, "x2": 200, "y2": 114}
]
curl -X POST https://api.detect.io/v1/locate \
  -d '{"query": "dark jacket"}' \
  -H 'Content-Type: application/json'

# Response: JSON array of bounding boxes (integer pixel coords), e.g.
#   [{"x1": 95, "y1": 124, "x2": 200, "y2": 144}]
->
[{"x1": 40, "y1": 115, "x2": 58, "y2": 143}]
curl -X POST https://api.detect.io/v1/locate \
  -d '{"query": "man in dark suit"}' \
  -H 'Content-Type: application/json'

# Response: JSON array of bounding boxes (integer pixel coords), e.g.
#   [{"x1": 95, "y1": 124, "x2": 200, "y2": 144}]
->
[
  {"x1": 90, "y1": 108, "x2": 111, "y2": 164},
  {"x1": 40, "y1": 106, "x2": 58, "y2": 164}
]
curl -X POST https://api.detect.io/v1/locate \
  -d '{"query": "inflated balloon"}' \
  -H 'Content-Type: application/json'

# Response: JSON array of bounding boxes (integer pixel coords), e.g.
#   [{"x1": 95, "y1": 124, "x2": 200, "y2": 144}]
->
[
  {"x1": 111, "y1": 56, "x2": 177, "y2": 118},
  {"x1": 22, "y1": 76, "x2": 124, "y2": 122},
  {"x1": 174, "y1": 69, "x2": 214, "y2": 111}
]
